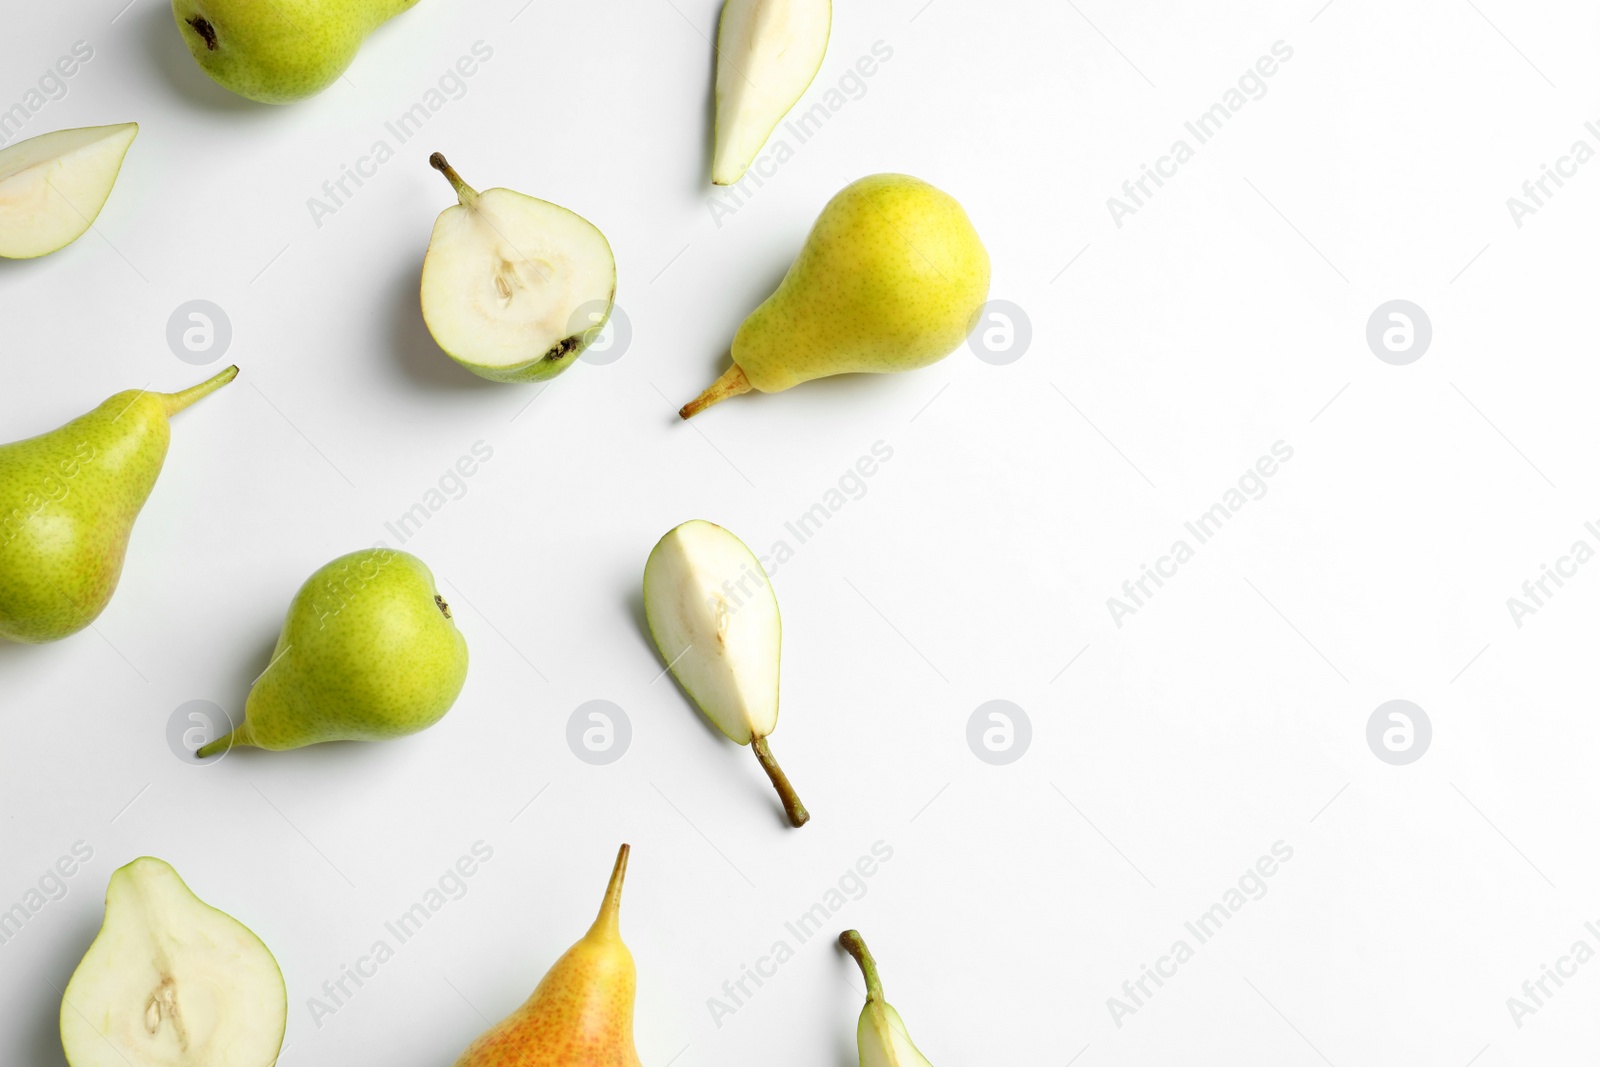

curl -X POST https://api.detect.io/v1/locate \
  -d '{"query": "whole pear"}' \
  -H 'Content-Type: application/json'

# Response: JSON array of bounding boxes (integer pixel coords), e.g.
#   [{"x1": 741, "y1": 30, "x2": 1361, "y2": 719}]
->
[
  {"x1": 680, "y1": 173, "x2": 990, "y2": 417},
  {"x1": 0, "y1": 367, "x2": 237, "y2": 644},
  {"x1": 450, "y1": 845, "x2": 642, "y2": 1067},
  {"x1": 199, "y1": 548, "x2": 467, "y2": 756},
  {"x1": 840, "y1": 930, "x2": 936, "y2": 1067},
  {"x1": 171, "y1": 0, "x2": 423, "y2": 103}
]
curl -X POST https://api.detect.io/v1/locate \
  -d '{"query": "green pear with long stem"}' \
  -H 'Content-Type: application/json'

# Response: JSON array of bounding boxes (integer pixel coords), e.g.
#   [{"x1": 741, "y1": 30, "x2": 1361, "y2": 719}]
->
[
  {"x1": 450, "y1": 845, "x2": 643, "y2": 1067},
  {"x1": 60, "y1": 858, "x2": 287, "y2": 1067},
  {"x1": 0, "y1": 123, "x2": 138, "y2": 259},
  {"x1": 200, "y1": 548, "x2": 468, "y2": 756},
  {"x1": 644, "y1": 520, "x2": 809, "y2": 827},
  {"x1": 0, "y1": 367, "x2": 237, "y2": 643},
  {"x1": 172, "y1": 0, "x2": 423, "y2": 103},
  {"x1": 680, "y1": 173, "x2": 990, "y2": 418},
  {"x1": 840, "y1": 931, "x2": 936, "y2": 1067}
]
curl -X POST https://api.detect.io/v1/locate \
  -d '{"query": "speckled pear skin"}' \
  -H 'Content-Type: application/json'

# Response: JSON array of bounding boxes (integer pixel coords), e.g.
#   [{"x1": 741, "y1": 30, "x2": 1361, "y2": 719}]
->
[
  {"x1": 732, "y1": 173, "x2": 991, "y2": 393},
  {"x1": 0, "y1": 369, "x2": 237, "y2": 644},
  {"x1": 171, "y1": 0, "x2": 423, "y2": 104},
  {"x1": 221, "y1": 549, "x2": 468, "y2": 752},
  {"x1": 452, "y1": 846, "x2": 641, "y2": 1067}
]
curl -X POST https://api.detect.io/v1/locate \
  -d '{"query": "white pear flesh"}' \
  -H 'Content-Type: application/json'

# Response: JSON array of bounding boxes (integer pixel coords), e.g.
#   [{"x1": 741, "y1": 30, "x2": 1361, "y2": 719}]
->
[
  {"x1": 860, "y1": 1003, "x2": 935, "y2": 1067},
  {"x1": 421, "y1": 158, "x2": 616, "y2": 384},
  {"x1": 712, "y1": 0, "x2": 832, "y2": 185},
  {"x1": 60, "y1": 858, "x2": 286, "y2": 1067},
  {"x1": 644, "y1": 520, "x2": 780, "y2": 744},
  {"x1": 0, "y1": 123, "x2": 137, "y2": 259}
]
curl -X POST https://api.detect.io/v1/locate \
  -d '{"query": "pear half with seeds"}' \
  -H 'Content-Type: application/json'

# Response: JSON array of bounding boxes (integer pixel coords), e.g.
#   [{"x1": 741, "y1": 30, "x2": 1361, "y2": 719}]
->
[
  {"x1": 0, "y1": 123, "x2": 138, "y2": 259},
  {"x1": 60, "y1": 858, "x2": 286, "y2": 1067},
  {"x1": 421, "y1": 153, "x2": 617, "y2": 384}
]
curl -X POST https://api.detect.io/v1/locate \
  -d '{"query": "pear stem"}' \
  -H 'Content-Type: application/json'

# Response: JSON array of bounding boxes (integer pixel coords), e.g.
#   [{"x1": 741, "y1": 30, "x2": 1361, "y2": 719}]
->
[
  {"x1": 195, "y1": 725, "x2": 248, "y2": 759},
  {"x1": 591, "y1": 844, "x2": 630, "y2": 936},
  {"x1": 679, "y1": 363, "x2": 751, "y2": 419},
  {"x1": 429, "y1": 152, "x2": 479, "y2": 207},
  {"x1": 839, "y1": 930, "x2": 884, "y2": 1003},
  {"x1": 161, "y1": 366, "x2": 238, "y2": 418},
  {"x1": 752, "y1": 736, "x2": 810, "y2": 827}
]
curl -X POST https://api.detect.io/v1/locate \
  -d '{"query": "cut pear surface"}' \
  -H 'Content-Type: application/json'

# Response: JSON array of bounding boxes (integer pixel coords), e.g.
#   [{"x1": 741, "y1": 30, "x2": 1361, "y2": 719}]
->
[
  {"x1": 712, "y1": 0, "x2": 831, "y2": 185},
  {"x1": 842, "y1": 931, "x2": 936, "y2": 1067},
  {"x1": 0, "y1": 123, "x2": 137, "y2": 259},
  {"x1": 644, "y1": 520, "x2": 809, "y2": 826},
  {"x1": 421, "y1": 153, "x2": 616, "y2": 384},
  {"x1": 60, "y1": 858, "x2": 286, "y2": 1067}
]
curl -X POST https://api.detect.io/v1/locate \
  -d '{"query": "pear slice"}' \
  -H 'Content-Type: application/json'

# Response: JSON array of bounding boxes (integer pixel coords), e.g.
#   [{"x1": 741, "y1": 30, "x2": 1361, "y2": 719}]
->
[
  {"x1": 712, "y1": 0, "x2": 832, "y2": 185},
  {"x1": 60, "y1": 858, "x2": 286, "y2": 1067},
  {"x1": 841, "y1": 931, "x2": 936, "y2": 1067},
  {"x1": 0, "y1": 123, "x2": 138, "y2": 259},
  {"x1": 421, "y1": 153, "x2": 617, "y2": 384},
  {"x1": 643, "y1": 520, "x2": 809, "y2": 827}
]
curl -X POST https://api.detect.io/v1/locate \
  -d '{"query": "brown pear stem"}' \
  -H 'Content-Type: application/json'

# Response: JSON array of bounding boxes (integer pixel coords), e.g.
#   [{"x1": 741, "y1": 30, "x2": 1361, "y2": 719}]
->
[
  {"x1": 429, "y1": 152, "x2": 479, "y2": 207},
  {"x1": 752, "y1": 736, "x2": 810, "y2": 827},
  {"x1": 679, "y1": 363, "x2": 751, "y2": 419},
  {"x1": 162, "y1": 366, "x2": 238, "y2": 417},
  {"x1": 839, "y1": 930, "x2": 884, "y2": 1003},
  {"x1": 590, "y1": 844, "x2": 630, "y2": 936}
]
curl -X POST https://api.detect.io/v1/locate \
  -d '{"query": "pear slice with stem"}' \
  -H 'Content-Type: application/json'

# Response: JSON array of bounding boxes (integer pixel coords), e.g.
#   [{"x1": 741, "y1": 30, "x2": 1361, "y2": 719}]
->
[
  {"x1": 644, "y1": 520, "x2": 809, "y2": 827},
  {"x1": 712, "y1": 0, "x2": 832, "y2": 185},
  {"x1": 0, "y1": 123, "x2": 138, "y2": 259},
  {"x1": 841, "y1": 930, "x2": 936, "y2": 1067},
  {"x1": 421, "y1": 153, "x2": 617, "y2": 384},
  {"x1": 60, "y1": 857, "x2": 286, "y2": 1067}
]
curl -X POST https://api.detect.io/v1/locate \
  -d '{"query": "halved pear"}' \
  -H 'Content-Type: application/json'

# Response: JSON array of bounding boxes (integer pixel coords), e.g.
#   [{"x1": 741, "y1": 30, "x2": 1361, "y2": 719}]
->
[
  {"x1": 60, "y1": 858, "x2": 286, "y2": 1067},
  {"x1": 421, "y1": 153, "x2": 616, "y2": 384},
  {"x1": 0, "y1": 123, "x2": 137, "y2": 259},
  {"x1": 712, "y1": 0, "x2": 832, "y2": 185},
  {"x1": 841, "y1": 931, "x2": 936, "y2": 1067},
  {"x1": 643, "y1": 520, "x2": 809, "y2": 827}
]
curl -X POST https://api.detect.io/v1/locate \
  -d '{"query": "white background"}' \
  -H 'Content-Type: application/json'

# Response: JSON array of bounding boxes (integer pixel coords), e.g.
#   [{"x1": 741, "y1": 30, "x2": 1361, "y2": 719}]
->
[{"x1": 3, "y1": 0, "x2": 1600, "y2": 1063}]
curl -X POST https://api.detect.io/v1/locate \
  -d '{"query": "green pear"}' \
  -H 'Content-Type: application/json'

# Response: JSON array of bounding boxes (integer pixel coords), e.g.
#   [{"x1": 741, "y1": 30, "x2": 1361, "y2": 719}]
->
[
  {"x1": 0, "y1": 367, "x2": 237, "y2": 644},
  {"x1": 711, "y1": 0, "x2": 832, "y2": 185},
  {"x1": 680, "y1": 173, "x2": 990, "y2": 418},
  {"x1": 60, "y1": 857, "x2": 286, "y2": 1067},
  {"x1": 421, "y1": 153, "x2": 617, "y2": 383},
  {"x1": 840, "y1": 931, "x2": 936, "y2": 1067},
  {"x1": 643, "y1": 520, "x2": 809, "y2": 827},
  {"x1": 200, "y1": 548, "x2": 468, "y2": 756},
  {"x1": 171, "y1": 0, "x2": 422, "y2": 103},
  {"x1": 0, "y1": 123, "x2": 138, "y2": 259}
]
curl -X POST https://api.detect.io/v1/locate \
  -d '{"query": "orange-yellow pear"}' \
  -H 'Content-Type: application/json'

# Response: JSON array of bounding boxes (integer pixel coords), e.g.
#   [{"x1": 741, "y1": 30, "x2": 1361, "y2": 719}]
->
[{"x1": 451, "y1": 845, "x2": 642, "y2": 1067}]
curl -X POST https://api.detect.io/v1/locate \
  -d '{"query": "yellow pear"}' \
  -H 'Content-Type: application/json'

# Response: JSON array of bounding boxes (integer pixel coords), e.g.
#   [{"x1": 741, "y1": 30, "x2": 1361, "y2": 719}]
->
[
  {"x1": 680, "y1": 173, "x2": 990, "y2": 418},
  {"x1": 451, "y1": 845, "x2": 642, "y2": 1067}
]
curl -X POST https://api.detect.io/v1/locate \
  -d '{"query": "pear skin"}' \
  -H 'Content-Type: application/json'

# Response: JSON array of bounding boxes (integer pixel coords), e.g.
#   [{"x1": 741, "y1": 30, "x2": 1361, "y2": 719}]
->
[
  {"x1": 681, "y1": 173, "x2": 990, "y2": 417},
  {"x1": 0, "y1": 367, "x2": 237, "y2": 643},
  {"x1": 451, "y1": 845, "x2": 642, "y2": 1067},
  {"x1": 172, "y1": 0, "x2": 423, "y2": 103}
]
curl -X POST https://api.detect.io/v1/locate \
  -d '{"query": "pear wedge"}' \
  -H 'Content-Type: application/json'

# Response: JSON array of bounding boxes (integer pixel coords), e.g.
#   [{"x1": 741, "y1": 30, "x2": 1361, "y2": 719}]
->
[
  {"x1": 841, "y1": 930, "x2": 936, "y2": 1067},
  {"x1": 60, "y1": 858, "x2": 286, "y2": 1067},
  {"x1": 712, "y1": 0, "x2": 832, "y2": 185},
  {"x1": 0, "y1": 123, "x2": 137, "y2": 259},
  {"x1": 644, "y1": 520, "x2": 809, "y2": 827}
]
